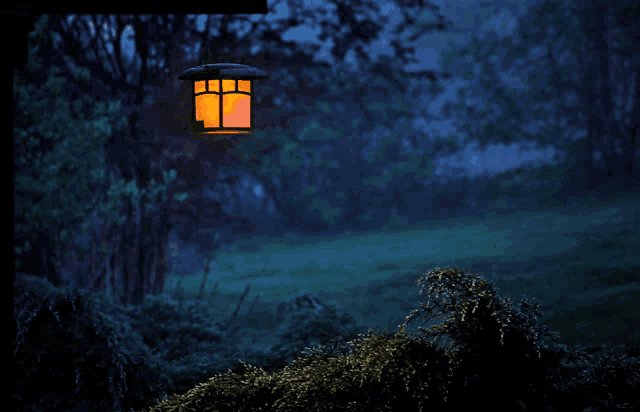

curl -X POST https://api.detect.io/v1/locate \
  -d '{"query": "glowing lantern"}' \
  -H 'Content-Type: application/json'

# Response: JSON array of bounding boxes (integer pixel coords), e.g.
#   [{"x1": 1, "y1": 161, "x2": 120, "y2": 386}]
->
[{"x1": 178, "y1": 63, "x2": 268, "y2": 134}]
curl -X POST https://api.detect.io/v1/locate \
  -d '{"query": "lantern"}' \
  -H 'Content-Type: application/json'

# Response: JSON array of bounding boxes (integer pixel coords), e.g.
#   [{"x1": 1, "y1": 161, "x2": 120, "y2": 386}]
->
[{"x1": 178, "y1": 63, "x2": 268, "y2": 135}]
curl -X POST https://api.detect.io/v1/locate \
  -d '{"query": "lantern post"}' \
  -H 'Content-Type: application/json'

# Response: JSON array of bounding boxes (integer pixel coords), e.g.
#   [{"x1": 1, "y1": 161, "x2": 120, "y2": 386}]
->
[{"x1": 178, "y1": 63, "x2": 268, "y2": 135}]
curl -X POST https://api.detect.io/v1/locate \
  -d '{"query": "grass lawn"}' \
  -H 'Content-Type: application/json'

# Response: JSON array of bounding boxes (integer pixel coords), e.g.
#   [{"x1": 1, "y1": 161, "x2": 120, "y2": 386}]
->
[{"x1": 163, "y1": 192, "x2": 640, "y2": 358}]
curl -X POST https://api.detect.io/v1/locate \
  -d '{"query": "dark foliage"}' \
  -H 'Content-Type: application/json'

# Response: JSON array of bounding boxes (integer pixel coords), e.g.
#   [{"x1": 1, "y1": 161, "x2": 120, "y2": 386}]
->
[
  {"x1": 14, "y1": 274, "x2": 170, "y2": 412},
  {"x1": 126, "y1": 268, "x2": 639, "y2": 412},
  {"x1": 13, "y1": 272, "x2": 375, "y2": 412}
]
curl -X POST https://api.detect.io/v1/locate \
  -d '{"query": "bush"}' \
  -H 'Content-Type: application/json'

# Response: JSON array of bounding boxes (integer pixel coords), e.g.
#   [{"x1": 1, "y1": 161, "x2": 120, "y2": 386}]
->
[
  {"x1": 14, "y1": 274, "x2": 170, "y2": 412},
  {"x1": 16, "y1": 267, "x2": 640, "y2": 412},
  {"x1": 266, "y1": 291, "x2": 374, "y2": 370},
  {"x1": 14, "y1": 271, "x2": 373, "y2": 411},
  {"x1": 136, "y1": 267, "x2": 640, "y2": 412}
]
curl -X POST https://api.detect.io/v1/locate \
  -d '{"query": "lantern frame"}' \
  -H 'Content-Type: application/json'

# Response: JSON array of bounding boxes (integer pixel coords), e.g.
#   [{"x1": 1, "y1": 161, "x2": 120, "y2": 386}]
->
[{"x1": 178, "y1": 63, "x2": 268, "y2": 135}]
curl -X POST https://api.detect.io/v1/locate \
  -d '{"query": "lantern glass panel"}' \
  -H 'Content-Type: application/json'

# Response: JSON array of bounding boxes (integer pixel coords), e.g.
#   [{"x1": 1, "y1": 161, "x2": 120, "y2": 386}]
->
[
  {"x1": 222, "y1": 79, "x2": 236, "y2": 92},
  {"x1": 238, "y1": 80, "x2": 251, "y2": 93},
  {"x1": 195, "y1": 80, "x2": 206, "y2": 94},
  {"x1": 223, "y1": 94, "x2": 251, "y2": 127},
  {"x1": 208, "y1": 80, "x2": 220, "y2": 92},
  {"x1": 196, "y1": 94, "x2": 220, "y2": 128}
]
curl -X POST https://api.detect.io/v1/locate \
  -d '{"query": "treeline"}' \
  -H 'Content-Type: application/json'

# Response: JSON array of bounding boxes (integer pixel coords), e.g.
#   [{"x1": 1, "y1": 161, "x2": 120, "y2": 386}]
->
[{"x1": 14, "y1": 0, "x2": 640, "y2": 305}]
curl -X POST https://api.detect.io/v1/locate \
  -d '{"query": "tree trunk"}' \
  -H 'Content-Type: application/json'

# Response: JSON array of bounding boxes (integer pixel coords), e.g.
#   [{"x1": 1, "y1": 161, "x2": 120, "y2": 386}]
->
[
  {"x1": 621, "y1": 50, "x2": 640, "y2": 188},
  {"x1": 119, "y1": 200, "x2": 134, "y2": 306},
  {"x1": 17, "y1": 230, "x2": 63, "y2": 288},
  {"x1": 111, "y1": 236, "x2": 121, "y2": 301},
  {"x1": 130, "y1": 172, "x2": 146, "y2": 307},
  {"x1": 152, "y1": 215, "x2": 170, "y2": 296},
  {"x1": 41, "y1": 233, "x2": 62, "y2": 288},
  {"x1": 593, "y1": 0, "x2": 629, "y2": 181},
  {"x1": 579, "y1": 0, "x2": 606, "y2": 192},
  {"x1": 158, "y1": 240, "x2": 167, "y2": 294},
  {"x1": 143, "y1": 236, "x2": 155, "y2": 298},
  {"x1": 114, "y1": 107, "x2": 153, "y2": 307}
]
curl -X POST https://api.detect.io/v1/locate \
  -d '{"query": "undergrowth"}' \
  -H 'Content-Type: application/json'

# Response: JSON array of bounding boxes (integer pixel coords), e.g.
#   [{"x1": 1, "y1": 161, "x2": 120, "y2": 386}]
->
[
  {"x1": 14, "y1": 266, "x2": 640, "y2": 412},
  {"x1": 14, "y1": 273, "x2": 372, "y2": 412}
]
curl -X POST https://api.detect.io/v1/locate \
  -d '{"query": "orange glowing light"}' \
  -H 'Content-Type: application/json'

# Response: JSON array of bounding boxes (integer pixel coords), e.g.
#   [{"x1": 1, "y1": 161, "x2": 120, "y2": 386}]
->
[{"x1": 179, "y1": 63, "x2": 268, "y2": 135}]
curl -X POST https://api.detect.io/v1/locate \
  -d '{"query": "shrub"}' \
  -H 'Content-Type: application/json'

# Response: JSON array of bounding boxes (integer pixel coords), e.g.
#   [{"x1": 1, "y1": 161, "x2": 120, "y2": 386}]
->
[
  {"x1": 16, "y1": 267, "x2": 639, "y2": 412},
  {"x1": 14, "y1": 274, "x2": 170, "y2": 412},
  {"x1": 136, "y1": 267, "x2": 640, "y2": 412},
  {"x1": 266, "y1": 291, "x2": 374, "y2": 371}
]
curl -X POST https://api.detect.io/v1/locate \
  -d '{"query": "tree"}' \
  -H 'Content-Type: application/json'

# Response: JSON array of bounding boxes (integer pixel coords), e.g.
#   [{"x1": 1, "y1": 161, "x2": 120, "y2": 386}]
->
[
  {"x1": 592, "y1": 0, "x2": 640, "y2": 187},
  {"x1": 226, "y1": 54, "x2": 461, "y2": 233},
  {"x1": 24, "y1": 0, "x2": 458, "y2": 303},
  {"x1": 173, "y1": 1, "x2": 459, "y2": 233},
  {"x1": 14, "y1": 15, "x2": 186, "y2": 301},
  {"x1": 15, "y1": 16, "x2": 157, "y2": 287},
  {"x1": 20, "y1": 14, "x2": 215, "y2": 304},
  {"x1": 439, "y1": 0, "x2": 639, "y2": 194}
]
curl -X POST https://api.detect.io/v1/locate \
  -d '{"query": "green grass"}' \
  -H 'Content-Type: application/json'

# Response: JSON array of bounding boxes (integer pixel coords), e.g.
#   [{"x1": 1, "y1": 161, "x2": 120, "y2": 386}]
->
[{"x1": 164, "y1": 192, "x2": 640, "y2": 358}]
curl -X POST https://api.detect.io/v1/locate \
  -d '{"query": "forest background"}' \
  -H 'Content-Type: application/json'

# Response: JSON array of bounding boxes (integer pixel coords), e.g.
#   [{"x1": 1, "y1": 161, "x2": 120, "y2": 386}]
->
[
  {"x1": 11, "y1": 0, "x2": 640, "y2": 410},
  {"x1": 14, "y1": 0, "x2": 639, "y2": 304}
]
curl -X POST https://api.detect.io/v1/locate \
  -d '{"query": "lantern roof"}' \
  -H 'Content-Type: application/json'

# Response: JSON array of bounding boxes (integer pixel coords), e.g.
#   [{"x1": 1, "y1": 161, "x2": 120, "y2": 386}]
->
[{"x1": 178, "y1": 63, "x2": 268, "y2": 81}]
